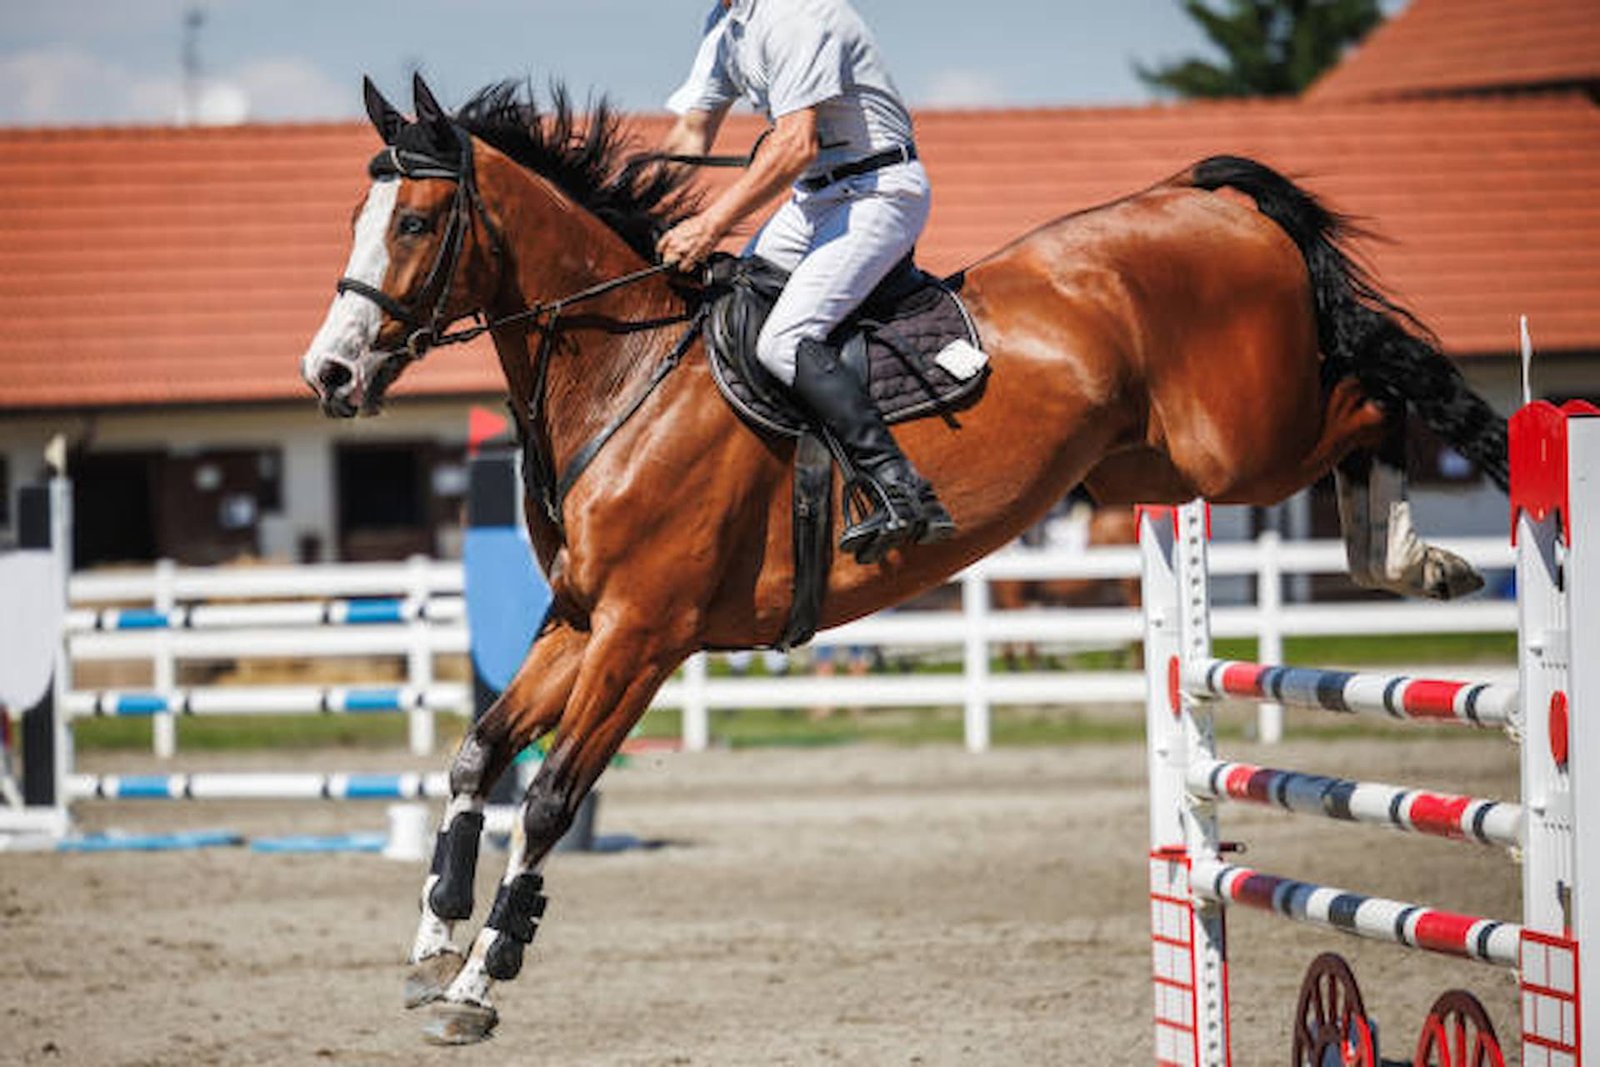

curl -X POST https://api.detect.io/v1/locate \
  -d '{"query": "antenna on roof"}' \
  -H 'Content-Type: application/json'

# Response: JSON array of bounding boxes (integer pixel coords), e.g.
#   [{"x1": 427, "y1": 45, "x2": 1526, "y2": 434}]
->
[{"x1": 180, "y1": 8, "x2": 205, "y2": 127}]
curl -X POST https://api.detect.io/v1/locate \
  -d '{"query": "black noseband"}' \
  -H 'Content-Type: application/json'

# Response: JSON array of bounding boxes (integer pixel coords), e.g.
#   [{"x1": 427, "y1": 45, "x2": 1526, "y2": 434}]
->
[{"x1": 335, "y1": 125, "x2": 502, "y2": 359}]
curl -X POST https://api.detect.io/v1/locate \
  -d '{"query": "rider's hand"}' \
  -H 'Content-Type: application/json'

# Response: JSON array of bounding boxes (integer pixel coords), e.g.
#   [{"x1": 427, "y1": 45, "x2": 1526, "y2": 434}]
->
[{"x1": 656, "y1": 214, "x2": 723, "y2": 273}]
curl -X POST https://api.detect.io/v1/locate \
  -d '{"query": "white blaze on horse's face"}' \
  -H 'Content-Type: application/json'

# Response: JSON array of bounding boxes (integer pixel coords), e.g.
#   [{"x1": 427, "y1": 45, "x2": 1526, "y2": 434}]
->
[{"x1": 301, "y1": 179, "x2": 401, "y2": 417}]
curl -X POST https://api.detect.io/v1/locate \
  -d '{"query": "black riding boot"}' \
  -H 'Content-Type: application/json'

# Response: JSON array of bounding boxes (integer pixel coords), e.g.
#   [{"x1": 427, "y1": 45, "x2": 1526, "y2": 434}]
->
[{"x1": 789, "y1": 338, "x2": 955, "y2": 564}]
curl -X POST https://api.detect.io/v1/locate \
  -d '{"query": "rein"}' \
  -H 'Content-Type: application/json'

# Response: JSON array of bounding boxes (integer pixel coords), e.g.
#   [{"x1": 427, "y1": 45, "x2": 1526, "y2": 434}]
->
[
  {"x1": 529, "y1": 303, "x2": 711, "y2": 534},
  {"x1": 336, "y1": 128, "x2": 681, "y2": 360},
  {"x1": 438, "y1": 263, "x2": 677, "y2": 350},
  {"x1": 334, "y1": 122, "x2": 718, "y2": 540}
]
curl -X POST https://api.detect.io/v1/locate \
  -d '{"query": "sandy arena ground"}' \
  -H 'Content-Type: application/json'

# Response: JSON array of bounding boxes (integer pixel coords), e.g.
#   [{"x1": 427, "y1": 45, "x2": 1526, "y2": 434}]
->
[{"x1": 2, "y1": 731, "x2": 1522, "y2": 1066}]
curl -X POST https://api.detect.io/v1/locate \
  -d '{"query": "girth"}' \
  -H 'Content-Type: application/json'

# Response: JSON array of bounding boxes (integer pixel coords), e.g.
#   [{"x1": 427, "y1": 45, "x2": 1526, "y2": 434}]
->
[{"x1": 697, "y1": 253, "x2": 987, "y2": 649}]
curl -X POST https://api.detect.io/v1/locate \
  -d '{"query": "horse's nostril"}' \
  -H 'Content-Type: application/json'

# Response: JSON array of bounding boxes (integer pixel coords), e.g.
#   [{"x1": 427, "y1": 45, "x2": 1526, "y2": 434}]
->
[{"x1": 318, "y1": 361, "x2": 354, "y2": 394}]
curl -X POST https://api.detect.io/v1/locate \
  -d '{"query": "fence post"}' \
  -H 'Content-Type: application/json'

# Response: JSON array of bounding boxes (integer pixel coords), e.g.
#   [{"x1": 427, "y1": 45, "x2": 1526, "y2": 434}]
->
[
  {"x1": 1515, "y1": 406, "x2": 1598, "y2": 1059},
  {"x1": 682, "y1": 652, "x2": 709, "y2": 752},
  {"x1": 48, "y1": 477, "x2": 72, "y2": 818},
  {"x1": 962, "y1": 567, "x2": 991, "y2": 753},
  {"x1": 152, "y1": 558, "x2": 177, "y2": 759},
  {"x1": 1144, "y1": 503, "x2": 1230, "y2": 1067},
  {"x1": 1565, "y1": 416, "x2": 1600, "y2": 1056},
  {"x1": 406, "y1": 554, "x2": 435, "y2": 756},
  {"x1": 1256, "y1": 529, "x2": 1284, "y2": 744}
]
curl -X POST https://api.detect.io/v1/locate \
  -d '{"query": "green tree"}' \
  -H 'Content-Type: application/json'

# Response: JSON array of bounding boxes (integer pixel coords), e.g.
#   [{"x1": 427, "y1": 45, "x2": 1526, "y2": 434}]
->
[{"x1": 1137, "y1": 0, "x2": 1384, "y2": 98}]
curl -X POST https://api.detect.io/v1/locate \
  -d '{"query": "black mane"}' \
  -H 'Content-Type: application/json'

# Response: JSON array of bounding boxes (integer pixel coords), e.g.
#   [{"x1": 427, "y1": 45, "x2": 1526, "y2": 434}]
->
[{"x1": 454, "y1": 80, "x2": 695, "y2": 263}]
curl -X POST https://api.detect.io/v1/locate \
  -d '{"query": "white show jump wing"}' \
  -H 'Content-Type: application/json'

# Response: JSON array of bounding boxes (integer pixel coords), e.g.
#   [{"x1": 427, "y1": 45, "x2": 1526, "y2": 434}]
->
[{"x1": 0, "y1": 550, "x2": 62, "y2": 712}]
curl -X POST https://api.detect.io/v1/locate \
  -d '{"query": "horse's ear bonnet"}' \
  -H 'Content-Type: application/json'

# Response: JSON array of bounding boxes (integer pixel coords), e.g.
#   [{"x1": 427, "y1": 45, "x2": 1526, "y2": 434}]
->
[
  {"x1": 406, "y1": 74, "x2": 460, "y2": 160},
  {"x1": 413, "y1": 74, "x2": 449, "y2": 129},
  {"x1": 361, "y1": 74, "x2": 462, "y2": 172},
  {"x1": 363, "y1": 76, "x2": 406, "y2": 145}
]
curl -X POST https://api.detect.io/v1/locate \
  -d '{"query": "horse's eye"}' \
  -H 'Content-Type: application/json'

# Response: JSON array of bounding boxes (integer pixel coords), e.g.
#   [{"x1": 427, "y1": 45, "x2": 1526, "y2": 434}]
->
[{"x1": 397, "y1": 213, "x2": 432, "y2": 237}]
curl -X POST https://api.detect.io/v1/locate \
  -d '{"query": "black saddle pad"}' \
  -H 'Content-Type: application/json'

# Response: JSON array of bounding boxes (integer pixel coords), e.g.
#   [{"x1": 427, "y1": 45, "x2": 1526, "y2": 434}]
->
[{"x1": 702, "y1": 255, "x2": 987, "y2": 438}]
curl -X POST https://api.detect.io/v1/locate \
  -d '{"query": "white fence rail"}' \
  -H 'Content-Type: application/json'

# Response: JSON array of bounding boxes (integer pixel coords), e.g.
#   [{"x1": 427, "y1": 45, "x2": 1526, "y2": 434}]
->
[
  {"x1": 64, "y1": 533, "x2": 1517, "y2": 756},
  {"x1": 66, "y1": 557, "x2": 464, "y2": 758}
]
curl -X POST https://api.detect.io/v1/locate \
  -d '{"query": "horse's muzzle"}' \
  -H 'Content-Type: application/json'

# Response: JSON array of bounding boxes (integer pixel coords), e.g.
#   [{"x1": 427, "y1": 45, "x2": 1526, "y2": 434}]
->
[{"x1": 304, "y1": 353, "x2": 363, "y2": 418}]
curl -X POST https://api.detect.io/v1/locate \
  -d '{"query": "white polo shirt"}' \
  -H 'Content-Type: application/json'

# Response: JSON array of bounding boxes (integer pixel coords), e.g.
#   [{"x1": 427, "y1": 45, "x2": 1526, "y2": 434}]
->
[{"x1": 666, "y1": 0, "x2": 915, "y2": 180}]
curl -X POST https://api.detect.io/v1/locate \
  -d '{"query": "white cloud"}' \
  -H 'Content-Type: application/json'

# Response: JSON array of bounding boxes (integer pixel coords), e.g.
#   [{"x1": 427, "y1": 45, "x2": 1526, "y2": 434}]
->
[
  {"x1": 231, "y1": 57, "x2": 349, "y2": 121},
  {"x1": 0, "y1": 45, "x2": 163, "y2": 125},
  {"x1": 0, "y1": 45, "x2": 349, "y2": 126},
  {"x1": 919, "y1": 68, "x2": 1007, "y2": 109}
]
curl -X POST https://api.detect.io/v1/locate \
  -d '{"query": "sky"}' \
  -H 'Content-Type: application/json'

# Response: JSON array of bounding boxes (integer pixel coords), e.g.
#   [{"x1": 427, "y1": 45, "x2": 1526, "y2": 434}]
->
[{"x1": 0, "y1": 0, "x2": 1406, "y2": 128}]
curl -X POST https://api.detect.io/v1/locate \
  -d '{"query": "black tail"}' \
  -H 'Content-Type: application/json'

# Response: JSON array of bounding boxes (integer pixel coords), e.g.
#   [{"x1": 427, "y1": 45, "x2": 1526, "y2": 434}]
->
[{"x1": 1188, "y1": 155, "x2": 1509, "y2": 492}]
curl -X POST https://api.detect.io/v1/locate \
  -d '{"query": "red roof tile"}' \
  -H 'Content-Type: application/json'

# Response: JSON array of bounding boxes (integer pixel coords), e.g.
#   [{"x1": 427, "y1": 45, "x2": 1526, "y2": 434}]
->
[
  {"x1": 1309, "y1": 0, "x2": 1600, "y2": 101},
  {"x1": 2, "y1": 95, "x2": 1598, "y2": 411}
]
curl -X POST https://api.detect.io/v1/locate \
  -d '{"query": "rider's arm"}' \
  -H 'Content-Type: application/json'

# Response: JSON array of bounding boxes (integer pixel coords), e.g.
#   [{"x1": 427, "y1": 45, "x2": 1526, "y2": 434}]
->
[
  {"x1": 657, "y1": 107, "x2": 818, "y2": 269},
  {"x1": 659, "y1": 106, "x2": 728, "y2": 158},
  {"x1": 704, "y1": 107, "x2": 817, "y2": 231}
]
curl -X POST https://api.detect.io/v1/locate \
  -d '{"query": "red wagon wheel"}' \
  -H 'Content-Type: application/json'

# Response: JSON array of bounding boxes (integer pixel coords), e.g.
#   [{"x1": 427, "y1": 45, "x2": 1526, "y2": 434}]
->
[
  {"x1": 1413, "y1": 990, "x2": 1505, "y2": 1067},
  {"x1": 1291, "y1": 953, "x2": 1377, "y2": 1066}
]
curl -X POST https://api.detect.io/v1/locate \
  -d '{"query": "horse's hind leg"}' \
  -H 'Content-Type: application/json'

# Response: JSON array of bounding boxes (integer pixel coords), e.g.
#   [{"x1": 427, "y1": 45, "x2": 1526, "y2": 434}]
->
[
  {"x1": 404, "y1": 622, "x2": 585, "y2": 1010},
  {"x1": 1335, "y1": 406, "x2": 1484, "y2": 600},
  {"x1": 423, "y1": 615, "x2": 689, "y2": 1045}
]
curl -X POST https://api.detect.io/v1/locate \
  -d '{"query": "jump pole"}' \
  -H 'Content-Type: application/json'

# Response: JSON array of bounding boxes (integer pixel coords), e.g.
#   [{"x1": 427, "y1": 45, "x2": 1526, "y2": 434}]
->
[{"x1": 1141, "y1": 401, "x2": 1598, "y2": 1066}]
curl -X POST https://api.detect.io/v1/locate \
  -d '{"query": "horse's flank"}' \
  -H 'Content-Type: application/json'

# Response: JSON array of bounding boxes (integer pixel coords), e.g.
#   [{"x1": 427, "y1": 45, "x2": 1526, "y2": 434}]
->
[{"x1": 729, "y1": 182, "x2": 1331, "y2": 641}]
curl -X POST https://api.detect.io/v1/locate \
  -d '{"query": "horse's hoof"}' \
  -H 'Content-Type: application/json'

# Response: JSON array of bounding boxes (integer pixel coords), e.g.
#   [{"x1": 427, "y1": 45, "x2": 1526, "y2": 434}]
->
[
  {"x1": 1421, "y1": 548, "x2": 1484, "y2": 600},
  {"x1": 404, "y1": 950, "x2": 465, "y2": 1009},
  {"x1": 421, "y1": 1000, "x2": 499, "y2": 1045}
]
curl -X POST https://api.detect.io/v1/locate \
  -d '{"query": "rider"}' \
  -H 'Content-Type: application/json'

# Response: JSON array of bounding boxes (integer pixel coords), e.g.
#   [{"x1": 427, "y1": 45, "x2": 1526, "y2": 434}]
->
[{"x1": 655, "y1": 0, "x2": 954, "y2": 563}]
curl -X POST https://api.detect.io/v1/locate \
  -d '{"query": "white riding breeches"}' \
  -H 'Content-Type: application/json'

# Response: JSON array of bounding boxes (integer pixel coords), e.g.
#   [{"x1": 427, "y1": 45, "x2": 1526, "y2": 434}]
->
[{"x1": 747, "y1": 159, "x2": 931, "y2": 386}]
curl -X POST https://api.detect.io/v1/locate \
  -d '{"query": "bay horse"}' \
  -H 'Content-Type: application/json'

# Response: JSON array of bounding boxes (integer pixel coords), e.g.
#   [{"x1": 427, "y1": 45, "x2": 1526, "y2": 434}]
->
[{"x1": 300, "y1": 76, "x2": 1507, "y2": 1044}]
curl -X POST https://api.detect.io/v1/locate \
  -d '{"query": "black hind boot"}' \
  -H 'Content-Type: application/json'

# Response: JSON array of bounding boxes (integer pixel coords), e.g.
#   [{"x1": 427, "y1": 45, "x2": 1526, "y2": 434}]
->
[{"x1": 789, "y1": 338, "x2": 954, "y2": 564}]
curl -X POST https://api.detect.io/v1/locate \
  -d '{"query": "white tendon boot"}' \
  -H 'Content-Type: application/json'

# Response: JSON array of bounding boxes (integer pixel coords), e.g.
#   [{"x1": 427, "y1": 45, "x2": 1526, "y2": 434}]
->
[{"x1": 1336, "y1": 459, "x2": 1483, "y2": 600}]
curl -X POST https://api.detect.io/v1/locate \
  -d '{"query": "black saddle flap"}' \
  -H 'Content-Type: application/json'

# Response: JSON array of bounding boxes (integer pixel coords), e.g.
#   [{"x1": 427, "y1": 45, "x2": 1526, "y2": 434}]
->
[{"x1": 703, "y1": 254, "x2": 987, "y2": 438}]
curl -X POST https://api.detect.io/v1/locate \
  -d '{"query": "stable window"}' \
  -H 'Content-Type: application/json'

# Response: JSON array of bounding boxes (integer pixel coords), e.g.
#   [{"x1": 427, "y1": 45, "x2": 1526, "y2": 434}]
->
[
  {"x1": 73, "y1": 452, "x2": 160, "y2": 567},
  {"x1": 336, "y1": 443, "x2": 434, "y2": 560}
]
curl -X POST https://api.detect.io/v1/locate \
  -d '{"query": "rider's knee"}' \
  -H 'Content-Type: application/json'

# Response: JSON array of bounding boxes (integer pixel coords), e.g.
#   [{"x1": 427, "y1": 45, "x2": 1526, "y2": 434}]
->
[{"x1": 755, "y1": 324, "x2": 803, "y2": 387}]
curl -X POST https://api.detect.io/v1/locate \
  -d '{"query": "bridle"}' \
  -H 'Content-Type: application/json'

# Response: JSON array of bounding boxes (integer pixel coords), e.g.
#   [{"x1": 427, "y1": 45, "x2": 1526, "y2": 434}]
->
[
  {"x1": 335, "y1": 123, "x2": 683, "y2": 362},
  {"x1": 335, "y1": 125, "x2": 507, "y2": 361},
  {"x1": 333, "y1": 120, "x2": 714, "y2": 535}
]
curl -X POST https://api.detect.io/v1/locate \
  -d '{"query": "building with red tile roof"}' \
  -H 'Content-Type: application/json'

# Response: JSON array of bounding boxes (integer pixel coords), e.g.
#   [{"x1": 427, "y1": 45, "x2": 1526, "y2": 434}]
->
[
  {"x1": 2, "y1": 0, "x2": 1596, "y2": 563},
  {"x1": 1309, "y1": 0, "x2": 1600, "y2": 102},
  {"x1": 3, "y1": 95, "x2": 1595, "y2": 414}
]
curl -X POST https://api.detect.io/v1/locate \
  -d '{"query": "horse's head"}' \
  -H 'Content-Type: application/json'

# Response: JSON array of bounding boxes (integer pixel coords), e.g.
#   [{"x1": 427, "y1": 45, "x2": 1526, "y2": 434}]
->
[{"x1": 301, "y1": 75, "x2": 502, "y2": 417}]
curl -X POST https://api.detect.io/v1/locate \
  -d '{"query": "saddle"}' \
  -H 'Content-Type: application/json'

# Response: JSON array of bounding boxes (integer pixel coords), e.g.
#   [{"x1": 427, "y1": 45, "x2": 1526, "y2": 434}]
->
[
  {"x1": 696, "y1": 254, "x2": 988, "y2": 649},
  {"x1": 701, "y1": 254, "x2": 987, "y2": 437}
]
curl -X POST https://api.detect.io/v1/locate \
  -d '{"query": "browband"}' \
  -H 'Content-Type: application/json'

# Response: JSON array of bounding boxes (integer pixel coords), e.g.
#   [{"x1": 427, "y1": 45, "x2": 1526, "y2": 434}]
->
[{"x1": 368, "y1": 145, "x2": 462, "y2": 182}]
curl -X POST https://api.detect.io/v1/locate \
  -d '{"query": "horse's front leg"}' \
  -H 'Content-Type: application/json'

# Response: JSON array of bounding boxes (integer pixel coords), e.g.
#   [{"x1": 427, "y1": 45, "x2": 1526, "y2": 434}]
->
[
  {"x1": 404, "y1": 622, "x2": 586, "y2": 1009},
  {"x1": 422, "y1": 614, "x2": 691, "y2": 1045}
]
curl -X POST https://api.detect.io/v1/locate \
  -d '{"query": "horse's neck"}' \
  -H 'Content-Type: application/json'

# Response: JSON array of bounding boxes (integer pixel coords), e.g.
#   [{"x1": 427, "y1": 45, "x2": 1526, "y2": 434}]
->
[{"x1": 485, "y1": 163, "x2": 683, "y2": 486}]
